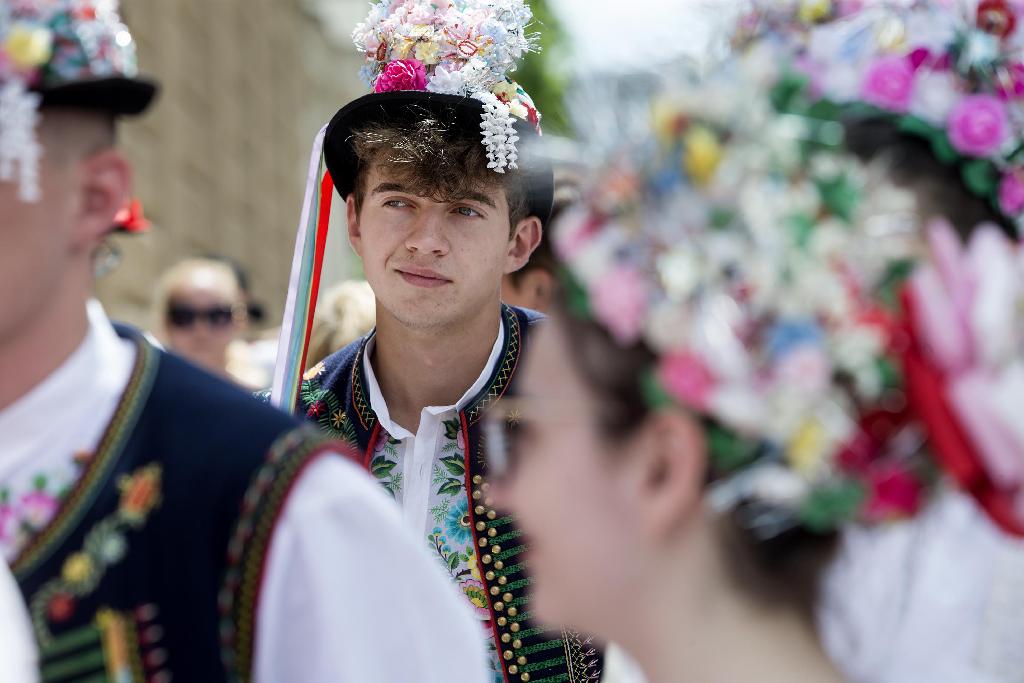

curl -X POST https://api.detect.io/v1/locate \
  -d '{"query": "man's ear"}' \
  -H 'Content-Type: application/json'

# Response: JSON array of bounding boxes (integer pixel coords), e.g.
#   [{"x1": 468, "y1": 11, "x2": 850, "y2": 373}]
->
[
  {"x1": 347, "y1": 194, "x2": 364, "y2": 257},
  {"x1": 505, "y1": 216, "x2": 542, "y2": 274},
  {"x1": 628, "y1": 409, "x2": 708, "y2": 542},
  {"x1": 73, "y1": 149, "x2": 130, "y2": 252}
]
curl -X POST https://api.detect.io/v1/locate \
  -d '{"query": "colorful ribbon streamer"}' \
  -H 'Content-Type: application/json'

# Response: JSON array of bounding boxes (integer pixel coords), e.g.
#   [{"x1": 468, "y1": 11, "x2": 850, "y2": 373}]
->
[{"x1": 270, "y1": 126, "x2": 334, "y2": 411}]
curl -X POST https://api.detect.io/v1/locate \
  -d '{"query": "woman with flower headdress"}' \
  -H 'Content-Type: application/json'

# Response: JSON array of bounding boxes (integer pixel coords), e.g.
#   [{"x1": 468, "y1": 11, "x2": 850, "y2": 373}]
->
[
  {"x1": 484, "y1": 14, "x2": 1024, "y2": 679},
  {"x1": 731, "y1": 2, "x2": 1024, "y2": 680}
]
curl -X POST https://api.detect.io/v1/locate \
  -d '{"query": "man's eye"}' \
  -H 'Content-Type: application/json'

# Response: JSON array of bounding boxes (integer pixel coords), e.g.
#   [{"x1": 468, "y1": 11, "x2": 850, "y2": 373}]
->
[
  {"x1": 456, "y1": 206, "x2": 481, "y2": 217},
  {"x1": 384, "y1": 199, "x2": 409, "y2": 208}
]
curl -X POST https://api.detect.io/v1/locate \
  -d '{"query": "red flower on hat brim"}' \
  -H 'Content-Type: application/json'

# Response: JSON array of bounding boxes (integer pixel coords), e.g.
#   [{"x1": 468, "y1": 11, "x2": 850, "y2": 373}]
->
[{"x1": 900, "y1": 286, "x2": 1024, "y2": 536}]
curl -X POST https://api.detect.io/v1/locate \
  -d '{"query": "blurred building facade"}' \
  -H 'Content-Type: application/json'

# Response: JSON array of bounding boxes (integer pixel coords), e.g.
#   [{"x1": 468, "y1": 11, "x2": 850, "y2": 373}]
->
[{"x1": 97, "y1": 0, "x2": 366, "y2": 330}]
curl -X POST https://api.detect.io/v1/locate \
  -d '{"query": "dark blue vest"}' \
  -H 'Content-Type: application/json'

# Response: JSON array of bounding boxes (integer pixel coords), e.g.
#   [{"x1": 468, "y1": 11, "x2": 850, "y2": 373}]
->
[
  {"x1": 14, "y1": 327, "x2": 337, "y2": 683},
  {"x1": 292, "y1": 304, "x2": 605, "y2": 683}
]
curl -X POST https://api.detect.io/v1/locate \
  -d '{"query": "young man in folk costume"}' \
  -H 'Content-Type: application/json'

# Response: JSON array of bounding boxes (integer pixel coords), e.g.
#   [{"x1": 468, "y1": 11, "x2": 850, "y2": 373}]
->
[
  {"x1": 270, "y1": 1, "x2": 603, "y2": 680},
  {"x1": 0, "y1": 2, "x2": 489, "y2": 681}
]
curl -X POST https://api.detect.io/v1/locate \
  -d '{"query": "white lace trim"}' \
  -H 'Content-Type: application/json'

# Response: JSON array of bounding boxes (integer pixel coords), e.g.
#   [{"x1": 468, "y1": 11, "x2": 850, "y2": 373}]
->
[
  {"x1": 472, "y1": 90, "x2": 519, "y2": 174},
  {"x1": 0, "y1": 80, "x2": 43, "y2": 203}
]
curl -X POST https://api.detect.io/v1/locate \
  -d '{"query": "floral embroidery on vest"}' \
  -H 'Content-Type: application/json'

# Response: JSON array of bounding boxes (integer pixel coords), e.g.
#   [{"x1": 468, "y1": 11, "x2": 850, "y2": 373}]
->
[
  {"x1": 299, "y1": 362, "x2": 359, "y2": 447},
  {"x1": 29, "y1": 463, "x2": 163, "y2": 644},
  {"x1": 0, "y1": 451, "x2": 91, "y2": 562}
]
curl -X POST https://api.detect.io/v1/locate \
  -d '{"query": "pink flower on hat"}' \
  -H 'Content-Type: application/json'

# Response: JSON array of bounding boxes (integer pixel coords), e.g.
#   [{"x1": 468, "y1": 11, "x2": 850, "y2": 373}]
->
[
  {"x1": 374, "y1": 59, "x2": 428, "y2": 93},
  {"x1": 658, "y1": 352, "x2": 717, "y2": 411},
  {"x1": 592, "y1": 265, "x2": 649, "y2": 346},
  {"x1": 860, "y1": 56, "x2": 916, "y2": 113},
  {"x1": 947, "y1": 94, "x2": 1009, "y2": 157},
  {"x1": 863, "y1": 463, "x2": 923, "y2": 521},
  {"x1": 999, "y1": 170, "x2": 1024, "y2": 215}
]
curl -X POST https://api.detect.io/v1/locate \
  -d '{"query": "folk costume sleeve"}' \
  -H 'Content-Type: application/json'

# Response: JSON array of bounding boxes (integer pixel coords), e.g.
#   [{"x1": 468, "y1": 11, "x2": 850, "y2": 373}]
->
[
  {"x1": 0, "y1": 559, "x2": 37, "y2": 683},
  {"x1": 255, "y1": 456, "x2": 491, "y2": 683}
]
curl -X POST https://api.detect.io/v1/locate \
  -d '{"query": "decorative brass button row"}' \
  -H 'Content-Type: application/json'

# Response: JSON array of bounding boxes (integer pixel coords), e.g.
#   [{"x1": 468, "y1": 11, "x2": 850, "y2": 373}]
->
[{"x1": 472, "y1": 475, "x2": 531, "y2": 682}]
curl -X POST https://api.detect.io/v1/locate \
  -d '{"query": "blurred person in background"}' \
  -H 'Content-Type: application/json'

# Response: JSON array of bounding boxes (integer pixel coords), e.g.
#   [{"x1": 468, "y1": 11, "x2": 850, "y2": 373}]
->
[
  {"x1": 305, "y1": 279, "x2": 376, "y2": 371},
  {"x1": 0, "y1": 2, "x2": 490, "y2": 681},
  {"x1": 270, "y1": 0, "x2": 604, "y2": 679},
  {"x1": 490, "y1": 21, "x2": 1024, "y2": 682},
  {"x1": 499, "y1": 180, "x2": 577, "y2": 313},
  {"x1": 152, "y1": 258, "x2": 258, "y2": 385}
]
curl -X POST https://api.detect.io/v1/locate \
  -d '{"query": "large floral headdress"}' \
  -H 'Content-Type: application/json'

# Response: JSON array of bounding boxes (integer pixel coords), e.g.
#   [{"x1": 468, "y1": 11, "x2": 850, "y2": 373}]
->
[
  {"x1": 351, "y1": 0, "x2": 542, "y2": 173},
  {"x1": 0, "y1": 0, "x2": 143, "y2": 201},
  {"x1": 737, "y1": 0, "x2": 1024, "y2": 233},
  {"x1": 556, "y1": 56, "x2": 1024, "y2": 539}
]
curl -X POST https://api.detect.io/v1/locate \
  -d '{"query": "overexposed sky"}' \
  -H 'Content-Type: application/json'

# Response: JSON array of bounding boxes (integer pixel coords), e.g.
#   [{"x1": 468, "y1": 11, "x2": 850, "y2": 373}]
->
[{"x1": 550, "y1": 0, "x2": 743, "y2": 72}]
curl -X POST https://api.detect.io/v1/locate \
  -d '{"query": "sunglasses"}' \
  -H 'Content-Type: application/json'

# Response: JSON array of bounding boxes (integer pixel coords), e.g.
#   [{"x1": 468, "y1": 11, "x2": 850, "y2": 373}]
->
[{"x1": 166, "y1": 304, "x2": 238, "y2": 329}]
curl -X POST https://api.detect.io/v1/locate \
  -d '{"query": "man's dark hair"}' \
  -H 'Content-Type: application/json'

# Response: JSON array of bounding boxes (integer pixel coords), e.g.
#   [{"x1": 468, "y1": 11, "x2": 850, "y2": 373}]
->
[
  {"x1": 506, "y1": 178, "x2": 577, "y2": 285},
  {"x1": 350, "y1": 119, "x2": 530, "y2": 234}
]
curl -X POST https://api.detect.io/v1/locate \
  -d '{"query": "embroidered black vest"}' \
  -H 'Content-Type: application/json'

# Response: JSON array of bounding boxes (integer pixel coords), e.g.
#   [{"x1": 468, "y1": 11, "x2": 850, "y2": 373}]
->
[
  {"x1": 13, "y1": 327, "x2": 338, "y2": 683},
  {"x1": 293, "y1": 304, "x2": 605, "y2": 683}
]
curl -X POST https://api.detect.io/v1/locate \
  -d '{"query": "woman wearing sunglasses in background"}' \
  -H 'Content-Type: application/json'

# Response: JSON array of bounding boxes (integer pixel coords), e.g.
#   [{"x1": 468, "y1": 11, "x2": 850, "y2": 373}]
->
[
  {"x1": 152, "y1": 258, "x2": 253, "y2": 385},
  {"x1": 485, "y1": 43, "x2": 1024, "y2": 683}
]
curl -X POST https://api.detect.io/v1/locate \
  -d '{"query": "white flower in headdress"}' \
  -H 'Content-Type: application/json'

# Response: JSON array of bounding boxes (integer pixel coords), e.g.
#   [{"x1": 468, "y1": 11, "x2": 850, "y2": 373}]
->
[
  {"x1": 0, "y1": 81, "x2": 43, "y2": 202},
  {"x1": 426, "y1": 63, "x2": 466, "y2": 94},
  {"x1": 473, "y1": 90, "x2": 519, "y2": 173}
]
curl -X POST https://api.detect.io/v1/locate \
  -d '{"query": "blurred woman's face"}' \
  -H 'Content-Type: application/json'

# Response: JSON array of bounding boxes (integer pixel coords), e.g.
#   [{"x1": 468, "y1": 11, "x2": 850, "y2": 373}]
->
[
  {"x1": 493, "y1": 316, "x2": 650, "y2": 637},
  {"x1": 164, "y1": 268, "x2": 244, "y2": 374}
]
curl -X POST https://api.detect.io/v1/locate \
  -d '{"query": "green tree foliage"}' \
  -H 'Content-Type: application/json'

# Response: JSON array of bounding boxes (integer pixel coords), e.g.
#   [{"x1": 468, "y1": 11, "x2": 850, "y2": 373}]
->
[{"x1": 515, "y1": 0, "x2": 571, "y2": 135}]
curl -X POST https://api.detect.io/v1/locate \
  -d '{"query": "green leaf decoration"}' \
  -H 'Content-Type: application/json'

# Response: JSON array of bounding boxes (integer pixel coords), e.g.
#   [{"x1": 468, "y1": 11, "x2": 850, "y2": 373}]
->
[
  {"x1": 710, "y1": 207, "x2": 737, "y2": 230},
  {"x1": 787, "y1": 213, "x2": 816, "y2": 248},
  {"x1": 440, "y1": 455, "x2": 466, "y2": 477},
  {"x1": 437, "y1": 479, "x2": 464, "y2": 497},
  {"x1": 559, "y1": 269, "x2": 592, "y2": 319},
  {"x1": 640, "y1": 370, "x2": 674, "y2": 411},
  {"x1": 805, "y1": 99, "x2": 844, "y2": 122},
  {"x1": 875, "y1": 357, "x2": 902, "y2": 392},
  {"x1": 770, "y1": 71, "x2": 811, "y2": 114},
  {"x1": 875, "y1": 258, "x2": 915, "y2": 310},
  {"x1": 961, "y1": 159, "x2": 998, "y2": 197},
  {"x1": 930, "y1": 133, "x2": 960, "y2": 166},
  {"x1": 797, "y1": 480, "x2": 866, "y2": 533},
  {"x1": 370, "y1": 457, "x2": 397, "y2": 478},
  {"x1": 443, "y1": 418, "x2": 461, "y2": 441},
  {"x1": 706, "y1": 422, "x2": 761, "y2": 474},
  {"x1": 448, "y1": 552, "x2": 460, "y2": 571},
  {"x1": 897, "y1": 114, "x2": 942, "y2": 141},
  {"x1": 817, "y1": 174, "x2": 861, "y2": 222}
]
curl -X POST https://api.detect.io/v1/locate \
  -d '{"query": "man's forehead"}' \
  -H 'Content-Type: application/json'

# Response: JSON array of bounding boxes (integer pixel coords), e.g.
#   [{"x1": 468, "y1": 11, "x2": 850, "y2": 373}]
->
[{"x1": 364, "y1": 164, "x2": 506, "y2": 209}]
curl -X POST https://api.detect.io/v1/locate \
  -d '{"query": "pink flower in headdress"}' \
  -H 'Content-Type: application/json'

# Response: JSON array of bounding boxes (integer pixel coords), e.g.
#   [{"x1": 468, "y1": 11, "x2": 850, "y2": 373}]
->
[
  {"x1": 999, "y1": 170, "x2": 1024, "y2": 215},
  {"x1": 860, "y1": 56, "x2": 916, "y2": 113},
  {"x1": 592, "y1": 265, "x2": 649, "y2": 346},
  {"x1": 862, "y1": 464, "x2": 923, "y2": 521},
  {"x1": 374, "y1": 59, "x2": 428, "y2": 93},
  {"x1": 995, "y1": 62, "x2": 1024, "y2": 99},
  {"x1": 947, "y1": 94, "x2": 1009, "y2": 157},
  {"x1": 658, "y1": 352, "x2": 717, "y2": 411}
]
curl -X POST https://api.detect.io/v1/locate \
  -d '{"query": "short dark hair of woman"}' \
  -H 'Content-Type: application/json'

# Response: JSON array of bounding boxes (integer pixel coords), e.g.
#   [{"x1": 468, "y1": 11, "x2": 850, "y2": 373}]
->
[{"x1": 842, "y1": 116, "x2": 1015, "y2": 241}]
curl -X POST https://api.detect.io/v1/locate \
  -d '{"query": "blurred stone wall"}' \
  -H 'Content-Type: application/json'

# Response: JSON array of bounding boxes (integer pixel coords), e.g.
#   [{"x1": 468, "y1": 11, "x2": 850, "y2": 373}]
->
[{"x1": 96, "y1": 0, "x2": 367, "y2": 331}]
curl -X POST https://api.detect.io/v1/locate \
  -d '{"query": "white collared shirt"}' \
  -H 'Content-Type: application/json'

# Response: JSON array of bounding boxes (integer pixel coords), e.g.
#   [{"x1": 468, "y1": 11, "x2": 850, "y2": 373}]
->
[
  {"x1": 362, "y1": 324, "x2": 503, "y2": 535},
  {"x1": 0, "y1": 304, "x2": 489, "y2": 683},
  {"x1": 361, "y1": 325, "x2": 507, "y2": 675}
]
